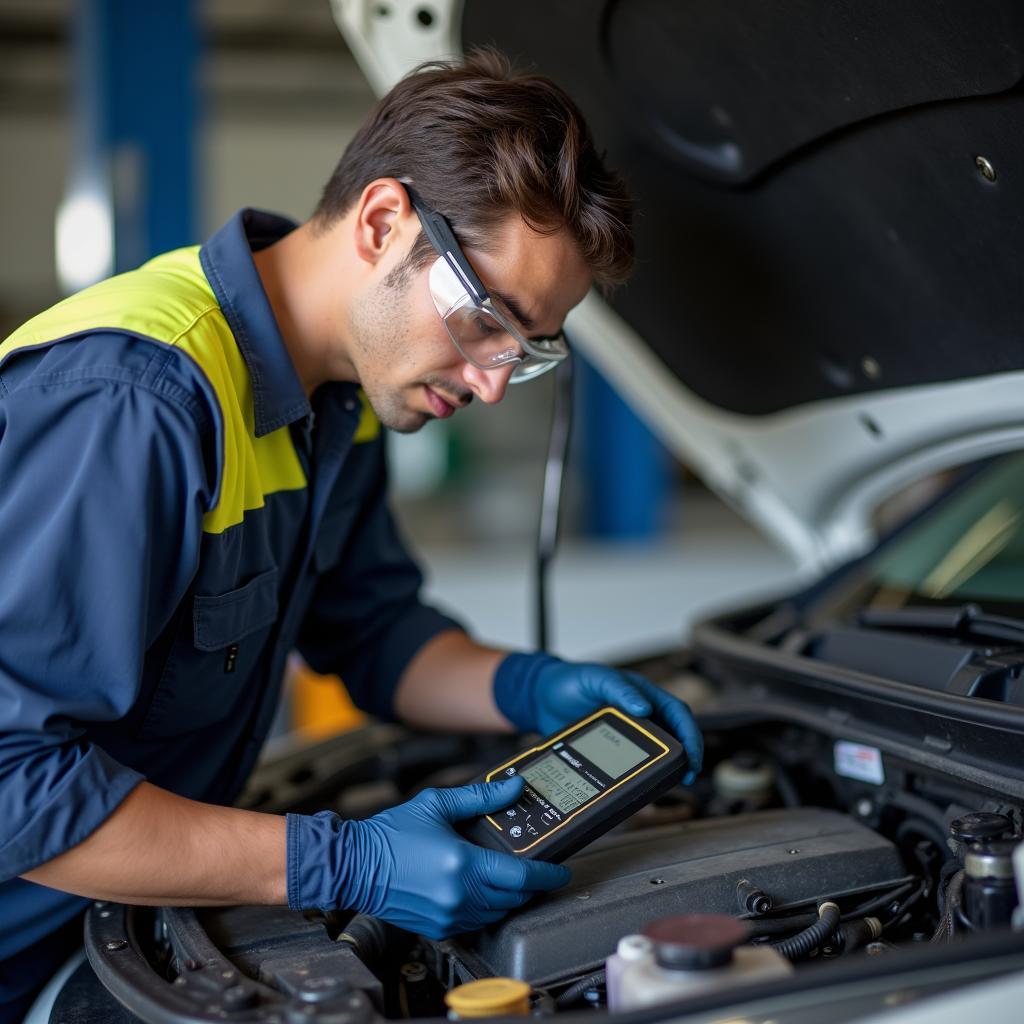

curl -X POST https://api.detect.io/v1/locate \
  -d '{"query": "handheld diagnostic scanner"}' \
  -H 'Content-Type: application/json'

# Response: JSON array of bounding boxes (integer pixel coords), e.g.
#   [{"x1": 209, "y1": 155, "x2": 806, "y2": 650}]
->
[{"x1": 459, "y1": 707, "x2": 687, "y2": 863}]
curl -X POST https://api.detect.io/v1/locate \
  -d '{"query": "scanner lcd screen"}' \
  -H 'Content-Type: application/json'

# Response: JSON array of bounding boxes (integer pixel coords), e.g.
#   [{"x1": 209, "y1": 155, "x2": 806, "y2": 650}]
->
[
  {"x1": 569, "y1": 722, "x2": 649, "y2": 779},
  {"x1": 520, "y1": 753, "x2": 599, "y2": 813}
]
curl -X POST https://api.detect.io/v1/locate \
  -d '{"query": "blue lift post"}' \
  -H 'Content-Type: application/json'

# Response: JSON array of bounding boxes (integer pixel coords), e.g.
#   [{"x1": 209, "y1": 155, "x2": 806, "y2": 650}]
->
[
  {"x1": 578, "y1": 355, "x2": 671, "y2": 541},
  {"x1": 70, "y1": 0, "x2": 199, "y2": 275}
]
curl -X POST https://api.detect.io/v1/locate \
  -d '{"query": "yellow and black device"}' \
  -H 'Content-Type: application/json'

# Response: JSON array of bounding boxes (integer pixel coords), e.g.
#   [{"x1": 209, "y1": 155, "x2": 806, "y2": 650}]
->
[{"x1": 459, "y1": 707, "x2": 686, "y2": 863}]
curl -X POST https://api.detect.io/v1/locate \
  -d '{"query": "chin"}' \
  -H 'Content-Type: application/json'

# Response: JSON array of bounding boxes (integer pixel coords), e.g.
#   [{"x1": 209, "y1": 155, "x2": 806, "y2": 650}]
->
[
  {"x1": 386, "y1": 413, "x2": 430, "y2": 435},
  {"x1": 364, "y1": 393, "x2": 428, "y2": 434}
]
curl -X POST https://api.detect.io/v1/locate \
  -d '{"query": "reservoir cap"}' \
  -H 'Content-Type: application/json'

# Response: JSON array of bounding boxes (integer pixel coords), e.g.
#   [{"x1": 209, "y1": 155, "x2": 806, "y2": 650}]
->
[
  {"x1": 950, "y1": 812, "x2": 1013, "y2": 845},
  {"x1": 445, "y1": 978, "x2": 531, "y2": 1018},
  {"x1": 643, "y1": 914, "x2": 751, "y2": 970}
]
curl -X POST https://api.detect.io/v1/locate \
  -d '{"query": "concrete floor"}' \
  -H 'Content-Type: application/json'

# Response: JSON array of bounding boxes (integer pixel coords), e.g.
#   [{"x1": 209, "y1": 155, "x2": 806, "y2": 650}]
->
[{"x1": 407, "y1": 493, "x2": 803, "y2": 663}]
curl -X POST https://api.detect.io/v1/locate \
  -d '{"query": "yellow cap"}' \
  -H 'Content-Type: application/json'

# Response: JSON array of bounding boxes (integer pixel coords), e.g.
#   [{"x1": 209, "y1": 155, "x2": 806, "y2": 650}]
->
[{"x1": 444, "y1": 978, "x2": 531, "y2": 1018}]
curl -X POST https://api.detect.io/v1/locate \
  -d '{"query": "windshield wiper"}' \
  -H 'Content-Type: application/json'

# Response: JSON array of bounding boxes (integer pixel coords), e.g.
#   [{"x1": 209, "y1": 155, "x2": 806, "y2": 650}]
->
[{"x1": 858, "y1": 603, "x2": 1024, "y2": 646}]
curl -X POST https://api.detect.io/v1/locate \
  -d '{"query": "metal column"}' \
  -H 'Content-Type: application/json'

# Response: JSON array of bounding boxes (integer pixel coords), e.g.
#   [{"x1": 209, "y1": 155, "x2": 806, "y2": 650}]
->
[
  {"x1": 578, "y1": 356, "x2": 671, "y2": 541},
  {"x1": 58, "y1": 0, "x2": 199, "y2": 291}
]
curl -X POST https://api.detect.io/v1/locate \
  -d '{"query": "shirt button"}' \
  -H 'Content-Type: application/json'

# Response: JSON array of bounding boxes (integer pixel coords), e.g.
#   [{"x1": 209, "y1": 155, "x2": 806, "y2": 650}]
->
[{"x1": 345, "y1": 400, "x2": 356, "y2": 411}]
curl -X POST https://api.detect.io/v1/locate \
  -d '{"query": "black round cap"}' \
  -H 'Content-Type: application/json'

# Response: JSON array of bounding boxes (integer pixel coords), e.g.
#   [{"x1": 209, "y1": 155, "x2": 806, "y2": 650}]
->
[
  {"x1": 643, "y1": 914, "x2": 751, "y2": 970},
  {"x1": 949, "y1": 812, "x2": 1013, "y2": 845}
]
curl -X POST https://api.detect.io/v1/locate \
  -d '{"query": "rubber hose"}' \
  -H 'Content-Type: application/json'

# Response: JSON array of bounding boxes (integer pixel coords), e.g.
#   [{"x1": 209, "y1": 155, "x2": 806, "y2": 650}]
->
[
  {"x1": 896, "y1": 816, "x2": 951, "y2": 864},
  {"x1": 747, "y1": 913, "x2": 818, "y2": 936},
  {"x1": 555, "y1": 970, "x2": 605, "y2": 1008},
  {"x1": 772, "y1": 902, "x2": 841, "y2": 961},
  {"x1": 338, "y1": 914, "x2": 389, "y2": 966},
  {"x1": 839, "y1": 917, "x2": 881, "y2": 954}
]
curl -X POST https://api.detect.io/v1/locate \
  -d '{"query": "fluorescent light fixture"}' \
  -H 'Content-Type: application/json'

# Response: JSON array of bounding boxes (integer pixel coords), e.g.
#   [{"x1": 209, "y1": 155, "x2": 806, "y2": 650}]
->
[{"x1": 55, "y1": 188, "x2": 114, "y2": 294}]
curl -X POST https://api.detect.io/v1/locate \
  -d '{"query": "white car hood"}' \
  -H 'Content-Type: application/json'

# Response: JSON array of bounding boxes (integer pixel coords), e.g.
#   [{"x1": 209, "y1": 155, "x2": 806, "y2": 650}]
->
[{"x1": 331, "y1": 0, "x2": 1024, "y2": 573}]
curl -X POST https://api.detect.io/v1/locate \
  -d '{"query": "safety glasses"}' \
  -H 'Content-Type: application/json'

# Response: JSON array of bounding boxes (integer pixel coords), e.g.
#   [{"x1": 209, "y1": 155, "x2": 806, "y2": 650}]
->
[{"x1": 403, "y1": 184, "x2": 569, "y2": 383}]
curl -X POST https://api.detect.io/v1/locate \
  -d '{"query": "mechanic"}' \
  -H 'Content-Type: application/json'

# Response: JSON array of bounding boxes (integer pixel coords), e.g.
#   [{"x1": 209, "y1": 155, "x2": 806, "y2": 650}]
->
[{"x1": 0, "y1": 51, "x2": 703, "y2": 1022}]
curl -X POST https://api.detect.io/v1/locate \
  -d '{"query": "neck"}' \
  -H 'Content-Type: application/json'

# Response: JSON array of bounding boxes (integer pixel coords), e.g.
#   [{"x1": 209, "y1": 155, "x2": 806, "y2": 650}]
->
[{"x1": 252, "y1": 219, "x2": 359, "y2": 396}]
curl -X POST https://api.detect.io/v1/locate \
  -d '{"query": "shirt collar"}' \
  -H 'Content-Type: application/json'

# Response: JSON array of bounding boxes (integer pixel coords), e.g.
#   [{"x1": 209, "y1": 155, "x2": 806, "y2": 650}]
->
[{"x1": 200, "y1": 209, "x2": 311, "y2": 438}]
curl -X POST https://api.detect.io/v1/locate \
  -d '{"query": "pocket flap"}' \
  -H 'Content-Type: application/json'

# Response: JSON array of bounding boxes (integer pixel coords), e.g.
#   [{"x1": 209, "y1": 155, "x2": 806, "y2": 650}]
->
[{"x1": 193, "y1": 568, "x2": 279, "y2": 651}]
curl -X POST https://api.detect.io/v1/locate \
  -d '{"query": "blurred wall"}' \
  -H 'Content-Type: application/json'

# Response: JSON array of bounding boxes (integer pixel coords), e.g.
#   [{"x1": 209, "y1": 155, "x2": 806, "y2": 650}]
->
[
  {"x1": 0, "y1": 0, "x2": 375, "y2": 332},
  {"x1": 0, "y1": 0, "x2": 680, "y2": 553}
]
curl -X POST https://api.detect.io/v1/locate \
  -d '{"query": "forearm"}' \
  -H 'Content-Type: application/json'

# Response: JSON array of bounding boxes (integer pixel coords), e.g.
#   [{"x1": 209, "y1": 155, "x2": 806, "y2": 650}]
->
[
  {"x1": 393, "y1": 629, "x2": 511, "y2": 732},
  {"x1": 22, "y1": 781, "x2": 286, "y2": 906}
]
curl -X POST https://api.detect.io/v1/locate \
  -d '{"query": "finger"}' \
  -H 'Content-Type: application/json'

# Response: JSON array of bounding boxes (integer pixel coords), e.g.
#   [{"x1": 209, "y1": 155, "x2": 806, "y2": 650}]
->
[
  {"x1": 578, "y1": 665, "x2": 651, "y2": 718},
  {"x1": 452, "y1": 908, "x2": 508, "y2": 934},
  {"x1": 424, "y1": 777, "x2": 525, "y2": 823},
  {"x1": 476, "y1": 846, "x2": 572, "y2": 892},
  {"x1": 627, "y1": 673, "x2": 704, "y2": 773},
  {"x1": 478, "y1": 886, "x2": 532, "y2": 911}
]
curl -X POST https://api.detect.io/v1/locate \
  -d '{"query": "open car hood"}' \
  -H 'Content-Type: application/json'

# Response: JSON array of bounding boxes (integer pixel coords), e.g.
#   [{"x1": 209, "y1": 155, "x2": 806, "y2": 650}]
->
[{"x1": 331, "y1": 0, "x2": 1024, "y2": 572}]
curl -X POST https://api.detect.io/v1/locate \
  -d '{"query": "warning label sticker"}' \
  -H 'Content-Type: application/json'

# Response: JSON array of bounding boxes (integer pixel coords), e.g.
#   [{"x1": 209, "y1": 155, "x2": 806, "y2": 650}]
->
[{"x1": 834, "y1": 741, "x2": 885, "y2": 786}]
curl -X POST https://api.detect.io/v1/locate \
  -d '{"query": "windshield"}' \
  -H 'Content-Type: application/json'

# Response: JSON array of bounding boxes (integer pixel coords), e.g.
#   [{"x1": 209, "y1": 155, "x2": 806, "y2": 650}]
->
[{"x1": 829, "y1": 455, "x2": 1024, "y2": 617}]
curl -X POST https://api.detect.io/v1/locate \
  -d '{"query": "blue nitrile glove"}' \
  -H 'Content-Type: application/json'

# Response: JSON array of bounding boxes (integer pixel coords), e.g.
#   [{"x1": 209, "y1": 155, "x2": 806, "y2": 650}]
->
[
  {"x1": 493, "y1": 653, "x2": 703, "y2": 786},
  {"x1": 286, "y1": 777, "x2": 571, "y2": 938}
]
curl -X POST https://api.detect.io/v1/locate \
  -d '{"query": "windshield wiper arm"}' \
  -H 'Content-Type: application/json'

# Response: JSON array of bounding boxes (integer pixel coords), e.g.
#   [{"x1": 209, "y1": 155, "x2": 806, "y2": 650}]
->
[{"x1": 858, "y1": 603, "x2": 1024, "y2": 646}]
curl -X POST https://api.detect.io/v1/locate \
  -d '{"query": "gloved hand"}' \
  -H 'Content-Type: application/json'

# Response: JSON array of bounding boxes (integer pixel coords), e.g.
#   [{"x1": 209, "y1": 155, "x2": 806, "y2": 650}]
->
[
  {"x1": 493, "y1": 653, "x2": 703, "y2": 785},
  {"x1": 286, "y1": 776, "x2": 571, "y2": 938}
]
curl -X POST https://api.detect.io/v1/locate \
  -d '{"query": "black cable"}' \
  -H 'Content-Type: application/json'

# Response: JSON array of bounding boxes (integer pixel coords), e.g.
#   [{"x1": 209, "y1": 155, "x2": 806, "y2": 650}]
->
[
  {"x1": 848, "y1": 881, "x2": 915, "y2": 919},
  {"x1": 535, "y1": 352, "x2": 574, "y2": 651},
  {"x1": 747, "y1": 880, "x2": 915, "y2": 937},
  {"x1": 748, "y1": 913, "x2": 818, "y2": 936},
  {"x1": 770, "y1": 760, "x2": 801, "y2": 808},
  {"x1": 555, "y1": 969, "x2": 605, "y2": 1008}
]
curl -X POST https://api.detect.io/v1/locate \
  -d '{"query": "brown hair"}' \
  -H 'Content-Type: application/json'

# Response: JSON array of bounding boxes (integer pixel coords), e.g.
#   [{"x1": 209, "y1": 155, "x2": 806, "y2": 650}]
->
[{"x1": 313, "y1": 49, "x2": 634, "y2": 291}]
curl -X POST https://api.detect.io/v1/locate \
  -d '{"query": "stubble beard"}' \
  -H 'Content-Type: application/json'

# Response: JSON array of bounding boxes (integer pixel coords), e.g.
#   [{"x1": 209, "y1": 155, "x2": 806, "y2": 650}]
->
[
  {"x1": 347, "y1": 266, "x2": 473, "y2": 434},
  {"x1": 347, "y1": 275, "x2": 429, "y2": 434}
]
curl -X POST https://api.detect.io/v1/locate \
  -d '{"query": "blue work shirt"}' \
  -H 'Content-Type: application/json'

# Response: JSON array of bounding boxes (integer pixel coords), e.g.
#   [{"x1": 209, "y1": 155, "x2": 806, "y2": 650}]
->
[{"x1": 0, "y1": 210, "x2": 461, "y2": 1017}]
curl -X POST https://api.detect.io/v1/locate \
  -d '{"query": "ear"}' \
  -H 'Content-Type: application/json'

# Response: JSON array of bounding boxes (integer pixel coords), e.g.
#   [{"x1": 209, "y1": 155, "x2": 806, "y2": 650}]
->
[{"x1": 352, "y1": 178, "x2": 416, "y2": 266}]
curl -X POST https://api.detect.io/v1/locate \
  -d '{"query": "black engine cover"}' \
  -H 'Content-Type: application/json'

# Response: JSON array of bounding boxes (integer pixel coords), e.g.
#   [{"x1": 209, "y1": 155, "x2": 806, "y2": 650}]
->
[{"x1": 443, "y1": 807, "x2": 909, "y2": 985}]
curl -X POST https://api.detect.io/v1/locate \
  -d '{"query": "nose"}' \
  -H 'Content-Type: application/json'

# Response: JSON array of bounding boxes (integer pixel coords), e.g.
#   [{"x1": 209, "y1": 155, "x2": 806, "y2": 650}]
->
[{"x1": 461, "y1": 361, "x2": 516, "y2": 405}]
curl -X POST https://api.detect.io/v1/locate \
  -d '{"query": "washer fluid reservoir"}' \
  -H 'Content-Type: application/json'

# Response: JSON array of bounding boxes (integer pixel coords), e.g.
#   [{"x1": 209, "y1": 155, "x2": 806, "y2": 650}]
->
[{"x1": 609, "y1": 914, "x2": 791, "y2": 1011}]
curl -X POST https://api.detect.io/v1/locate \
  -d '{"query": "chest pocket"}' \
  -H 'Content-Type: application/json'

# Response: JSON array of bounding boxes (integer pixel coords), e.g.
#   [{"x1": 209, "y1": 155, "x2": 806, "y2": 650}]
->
[{"x1": 142, "y1": 568, "x2": 279, "y2": 739}]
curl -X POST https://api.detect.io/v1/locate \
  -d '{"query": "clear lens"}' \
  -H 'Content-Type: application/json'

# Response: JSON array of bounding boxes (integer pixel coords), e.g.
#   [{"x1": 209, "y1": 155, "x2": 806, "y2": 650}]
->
[
  {"x1": 428, "y1": 255, "x2": 567, "y2": 378},
  {"x1": 444, "y1": 301, "x2": 523, "y2": 368},
  {"x1": 508, "y1": 355, "x2": 560, "y2": 383}
]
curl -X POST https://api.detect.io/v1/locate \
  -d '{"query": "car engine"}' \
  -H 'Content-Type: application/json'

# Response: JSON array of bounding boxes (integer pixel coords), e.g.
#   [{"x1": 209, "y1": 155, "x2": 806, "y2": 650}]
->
[{"x1": 74, "y1": 654, "x2": 1024, "y2": 1023}]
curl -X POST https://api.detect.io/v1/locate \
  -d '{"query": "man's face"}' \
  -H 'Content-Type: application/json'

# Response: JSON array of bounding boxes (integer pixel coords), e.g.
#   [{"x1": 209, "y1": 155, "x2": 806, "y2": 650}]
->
[{"x1": 347, "y1": 213, "x2": 591, "y2": 434}]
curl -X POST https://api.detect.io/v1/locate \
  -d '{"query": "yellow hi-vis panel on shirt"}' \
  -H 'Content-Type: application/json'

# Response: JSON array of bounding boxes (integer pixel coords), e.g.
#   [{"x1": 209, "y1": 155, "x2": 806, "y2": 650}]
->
[{"x1": 0, "y1": 246, "x2": 310, "y2": 535}]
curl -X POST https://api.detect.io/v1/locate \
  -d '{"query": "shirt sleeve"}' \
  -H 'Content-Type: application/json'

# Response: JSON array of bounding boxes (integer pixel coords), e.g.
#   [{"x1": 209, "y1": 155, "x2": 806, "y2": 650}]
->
[
  {"x1": 0, "y1": 352, "x2": 214, "y2": 878},
  {"x1": 296, "y1": 442, "x2": 463, "y2": 720}
]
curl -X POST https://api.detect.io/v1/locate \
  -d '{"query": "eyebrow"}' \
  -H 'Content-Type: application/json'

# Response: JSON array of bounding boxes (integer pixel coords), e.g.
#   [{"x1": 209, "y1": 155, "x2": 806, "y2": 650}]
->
[{"x1": 493, "y1": 290, "x2": 536, "y2": 332}]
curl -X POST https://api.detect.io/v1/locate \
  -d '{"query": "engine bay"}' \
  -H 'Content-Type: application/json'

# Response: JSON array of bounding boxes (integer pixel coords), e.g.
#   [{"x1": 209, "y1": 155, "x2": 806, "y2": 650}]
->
[{"x1": 75, "y1": 652, "x2": 1024, "y2": 1023}]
